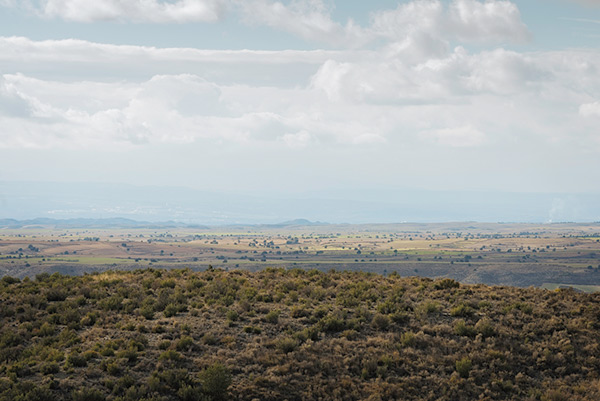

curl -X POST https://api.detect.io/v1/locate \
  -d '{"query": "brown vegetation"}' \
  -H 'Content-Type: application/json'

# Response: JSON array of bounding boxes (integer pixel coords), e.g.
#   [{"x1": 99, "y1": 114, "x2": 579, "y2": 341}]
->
[{"x1": 0, "y1": 268, "x2": 599, "y2": 400}]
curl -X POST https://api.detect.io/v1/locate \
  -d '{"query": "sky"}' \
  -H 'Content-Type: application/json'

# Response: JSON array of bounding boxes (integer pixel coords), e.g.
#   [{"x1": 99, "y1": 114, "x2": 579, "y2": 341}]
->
[{"x1": 0, "y1": 0, "x2": 600, "y2": 223}]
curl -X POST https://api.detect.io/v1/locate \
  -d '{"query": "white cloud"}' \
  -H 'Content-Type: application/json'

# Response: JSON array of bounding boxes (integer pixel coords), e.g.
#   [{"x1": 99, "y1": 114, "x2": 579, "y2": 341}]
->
[
  {"x1": 238, "y1": 0, "x2": 369, "y2": 47},
  {"x1": 420, "y1": 125, "x2": 485, "y2": 147},
  {"x1": 0, "y1": 36, "x2": 354, "y2": 86},
  {"x1": 238, "y1": 0, "x2": 531, "y2": 49},
  {"x1": 580, "y1": 102, "x2": 600, "y2": 117},
  {"x1": 1, "y1": 0, "x2": 530, "y2": 50},
  {"x1": 1, "y1": 35, "x2": 600, "y2": 154},
  {"x1": 370, "y1": 0, "x2": 530, "y2": 55},
  {"x1": 38, "y1": 0, "x2": 228, "y2": 23},
  {"x1": 0, "y1": 75, "x2": 34, "y2": 117},
  {"x1": 447, "y1": 0, "x2": 530, "y2": 43},
  {"x1": 280, "y1": 130, "x2": 313, "y2": 149}
]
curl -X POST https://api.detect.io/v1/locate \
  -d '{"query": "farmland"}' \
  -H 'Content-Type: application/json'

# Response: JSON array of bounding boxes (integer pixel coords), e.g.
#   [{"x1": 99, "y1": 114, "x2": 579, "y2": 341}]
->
[{"x1": 1, "y1": 222, "x2": 599, "y2": 289}]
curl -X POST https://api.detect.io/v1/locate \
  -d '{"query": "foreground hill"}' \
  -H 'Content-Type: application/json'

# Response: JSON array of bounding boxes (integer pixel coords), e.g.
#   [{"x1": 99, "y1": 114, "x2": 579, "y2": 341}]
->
[{"x1": 0, "y1": 268, "x2": 599, "y2": 400}]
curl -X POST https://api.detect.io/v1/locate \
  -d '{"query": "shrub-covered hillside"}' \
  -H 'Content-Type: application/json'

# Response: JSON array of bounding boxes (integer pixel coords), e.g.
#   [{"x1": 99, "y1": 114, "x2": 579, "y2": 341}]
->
[{"x1": 1, "y1": 268, "x2": 599, "y2": 400}]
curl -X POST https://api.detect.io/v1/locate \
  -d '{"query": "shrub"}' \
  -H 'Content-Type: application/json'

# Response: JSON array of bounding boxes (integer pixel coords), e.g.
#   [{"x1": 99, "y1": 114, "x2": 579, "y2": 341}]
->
[
  {"x1": 243, "y1": 326, "x2": 261, "y2": 335},
  {"x1": 416, "y1": 301, "x2": 440, "y2": 318},
  {"x1": 45, "y1": 288, "x2": 68, "y2": 302},
  {"x1": 71, "y1": 388, "x2": 106, "y2": 401},
  {"x1": 450, "y1": 303, "x2": 474, "y2": 317},
  {"x1": 38, "y1": 323, "x2": 55, "y2": 337},
  {"x1": 456, "y1": 357, "x2": 472, "y2": 378},
  {"x1": 66, "y1": 352, "x2": 87, "y2": 368},
  {"x1": 105, "y1": 360, "x2": 123, "y2": 376},
  {"x1": 1, "y1": 276, "x2": 19, "y2": 285},
  {"x1": 400, "y1": 331, "x2": 417, "y2": 348},
  {"x1": 139, "y1": 306, "x2": 154, "y2": 320},
  {"x1": 434, "y1": 278, "x2": 460, "y2": 290},
  {"x1": 371, "y1": 314, "x2": 390, "y2": 331},
  {"x1": 475, "y1": 318, "x2": 495, "y2": 338},
  {"x1": 264, "y1": 310, "x2": 280, "y2": 324},
  {"x1": 41, "y1": 362, "x2": 60, "y2": 375},
  {"x1": 21, "y1": 386, "x2": 57, "y2": 401},
  {"x1": 159, "y1": 350, "x2": 182, "y2": 363},
  {"x1": 176, "y1": 336, "x2": 194, "y2": 351},
  {"x1": 164, "y1": 303, "x2": 179, "y2": 318},
  {"x1": 99, "y1": 296, "x2": 123, "y2": 311},
  {"x1": 541, "y1": 390, "x2": 571, "y2": 401},
  {"x1": 290, "y1": 306, "x2": 309, "y2": 318},
  {"x1": 319, "y1": 315, "x2": 346, "y2": 333},
  {"x1": 225, "y1": 310, "x2": 238, "y2": 322},
  {"x1": 116, "y1": 347, "x2": 138, "y2": 364},
  {"x1": 390, "y1": 311, "x2": 410, "y2": 324},
  {"x1": 454, "y1": 320, "x2": 476, "y2": 337},
  {"x1": 198, "y1": 363, "x2": 231, "y2": 401},
  {"x1": 202, "y1": 333, "x2": 219, "y2": 346},
  {"x1": 177, "y1": 384, "x2": 204, "y2": 401},
  {"x1": 277, "y1": 337, "x2": 299, "y2": 354}
]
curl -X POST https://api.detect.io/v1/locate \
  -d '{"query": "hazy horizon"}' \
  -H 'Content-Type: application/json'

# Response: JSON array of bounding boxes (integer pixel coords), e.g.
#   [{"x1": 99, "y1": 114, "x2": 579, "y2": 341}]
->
[{"x1": 1, "y1": 180, "x2": 598, "y2": 225}]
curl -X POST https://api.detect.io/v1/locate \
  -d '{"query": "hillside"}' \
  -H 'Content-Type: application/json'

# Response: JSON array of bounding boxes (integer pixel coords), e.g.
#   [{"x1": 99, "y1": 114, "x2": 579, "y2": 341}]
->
[{"x1": 1, "y1": 268, "x2": 599, "y2": 400}]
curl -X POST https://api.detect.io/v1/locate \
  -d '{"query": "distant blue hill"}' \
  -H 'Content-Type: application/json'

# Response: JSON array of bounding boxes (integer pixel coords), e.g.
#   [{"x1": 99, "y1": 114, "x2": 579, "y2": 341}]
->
[{"x1": 1, "y1": 181, "x2": 599, "y2": 224}]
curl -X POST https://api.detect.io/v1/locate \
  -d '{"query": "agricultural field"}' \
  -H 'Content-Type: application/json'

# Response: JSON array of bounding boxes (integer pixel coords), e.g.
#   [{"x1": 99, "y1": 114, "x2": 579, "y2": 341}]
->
[{"x1": 1, "y1": 222, "x2": 599, "y2": 289}]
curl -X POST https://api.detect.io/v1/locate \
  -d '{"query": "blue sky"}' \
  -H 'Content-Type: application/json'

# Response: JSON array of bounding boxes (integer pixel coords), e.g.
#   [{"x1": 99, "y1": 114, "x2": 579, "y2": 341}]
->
[{"x1": 0, "y1": 0, "x2": 599, "y2": 222}]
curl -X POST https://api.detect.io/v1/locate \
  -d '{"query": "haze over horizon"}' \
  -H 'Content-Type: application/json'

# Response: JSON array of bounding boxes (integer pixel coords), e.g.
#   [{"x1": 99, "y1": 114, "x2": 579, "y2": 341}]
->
[{"x1": 1, "y1": 0, "x2": 599, "y2": 222}]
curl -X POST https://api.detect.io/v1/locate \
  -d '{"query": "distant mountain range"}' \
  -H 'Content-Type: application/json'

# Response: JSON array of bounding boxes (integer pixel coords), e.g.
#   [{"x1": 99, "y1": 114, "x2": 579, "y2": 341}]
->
[
  {"x1": 0, "y1": 217, "x2": 327, "y2": 229},
  {"x1": 1, "y1": 181, "x2": 599, "y2": 224}
]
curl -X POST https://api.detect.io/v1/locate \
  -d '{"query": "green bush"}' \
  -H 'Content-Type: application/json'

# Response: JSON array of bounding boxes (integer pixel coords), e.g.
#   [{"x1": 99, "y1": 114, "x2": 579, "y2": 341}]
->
[
  {"x1": 277, "y1": 337, "x2": 299, "y2": 354},
  {"x1": 225, "y1": 310, "x2": 238, "y2": 322},
  {"x1": 71, "y1": 388, "x2": 105, "y2": 401},
  {"x1": 139, "y1": 306, "x2": 154, "y2": 320},
  {"x1": 264, "y1": 310, "x2": 280, "y2": 324},
  {"x1": 433, "y1": 278, "x2": 460, "y2": 290},
  {"x1": 319, "y1": 315, "x2": 346, "y2": 333},
  {"x1": 163, "y1": 303, "x2": 179, "y2": 318},
  {"x1": 454, "y1": 320, "x2": 476, "y2": 337},
  {"x1": 177, "y1": 384, "x2": 205, "y2": 401},
  {"x1": 159, "y1": 350, "x2": 182, "y2": 363},
  {"x1": 66, "y1": 352, "x2": 87, "y2": 368},
  {"x1": 475, "y1": 318, "x2": 495, "y2": 338},
  {"x1": 371, "y1": 314, "x2": 390, "y2": 331},
  {"x1": 198, "y1": 363, "x2": 231, "y2": 401},
  {"x1": 243, "y1": 326, "x2": 261, "y2": 334},
  {"x1": 456, "y1": 357, "x2": 472, "y2": 378},
  {"x1": 450, "y1": 303, "x2": 474, "y2": 317},
  {"x1": 176, "y1": 336, "x2": 194, "y2": 351},
  {"x1": 400, "y1": 331, "x2": 417, "y2": 348}
]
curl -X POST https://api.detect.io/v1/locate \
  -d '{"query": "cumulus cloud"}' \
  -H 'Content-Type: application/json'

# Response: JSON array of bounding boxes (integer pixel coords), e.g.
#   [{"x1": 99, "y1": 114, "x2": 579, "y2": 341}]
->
[
  {"x1": 1, "y1": 0, "x2": 530, "y2": 51},
  {"x1": 447, "y1": 0, "x2": 530, "y2": 43},
  {"x1": 1, "y1": 30, "x2": 600, "y2": 153},
  {"x1": 240, "y1": 0, "x2": 530, "y2": 49},
  {"x1": 35, "y1": 0, "x2": 228, "y2": 23},
  {"x1": 239, "y1": 0, "x2": 369, "y2": 47},
  {"x1": 310, "y1": 46, "x2": 547, "y2": 105}
]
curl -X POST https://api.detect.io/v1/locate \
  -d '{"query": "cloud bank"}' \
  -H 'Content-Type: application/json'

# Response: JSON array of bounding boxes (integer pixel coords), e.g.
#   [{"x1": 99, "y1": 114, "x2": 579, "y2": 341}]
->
[{"x1": 0, "y1": 0, "x2": 599, "y2": 194}]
